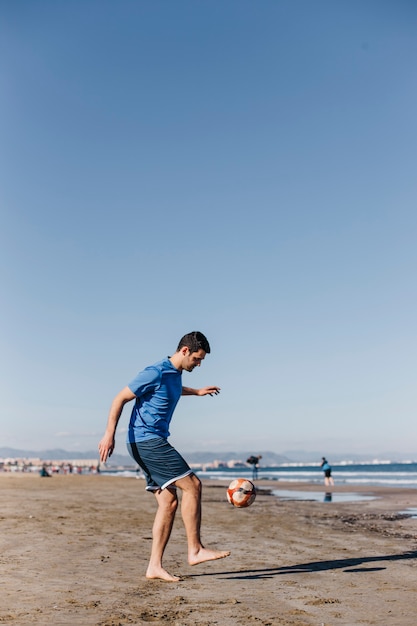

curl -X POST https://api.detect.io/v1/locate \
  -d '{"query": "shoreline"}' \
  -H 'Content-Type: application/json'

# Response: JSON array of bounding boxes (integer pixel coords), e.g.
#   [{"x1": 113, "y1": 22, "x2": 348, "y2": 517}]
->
[{"x1": 2, "y1": 474, "x2": 417, "y2": 625}]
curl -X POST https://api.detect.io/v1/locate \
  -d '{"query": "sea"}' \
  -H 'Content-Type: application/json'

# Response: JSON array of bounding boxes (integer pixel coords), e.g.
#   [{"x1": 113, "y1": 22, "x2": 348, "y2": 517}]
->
[{"x1": 103, "y1": 461, "x2": 417, "y2": 489}]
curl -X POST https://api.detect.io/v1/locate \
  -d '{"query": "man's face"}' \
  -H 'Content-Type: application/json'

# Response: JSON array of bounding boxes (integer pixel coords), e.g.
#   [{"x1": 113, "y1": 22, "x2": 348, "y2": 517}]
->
[{"x1": 182, "y1": 348, "x2": 206, "y2": 372}]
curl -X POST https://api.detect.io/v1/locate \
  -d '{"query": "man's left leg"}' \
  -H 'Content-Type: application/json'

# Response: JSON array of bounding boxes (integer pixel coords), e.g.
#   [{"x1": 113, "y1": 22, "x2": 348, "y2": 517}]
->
[{"x1": 175, "y1": 473, "x2": 231, "y2": 566}]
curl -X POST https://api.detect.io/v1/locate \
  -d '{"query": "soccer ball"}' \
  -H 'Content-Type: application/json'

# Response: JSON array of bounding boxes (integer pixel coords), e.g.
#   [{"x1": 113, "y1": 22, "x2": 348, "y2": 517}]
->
[{"x1": 226, "y1": 478, "x2": 256, "y2": 508}]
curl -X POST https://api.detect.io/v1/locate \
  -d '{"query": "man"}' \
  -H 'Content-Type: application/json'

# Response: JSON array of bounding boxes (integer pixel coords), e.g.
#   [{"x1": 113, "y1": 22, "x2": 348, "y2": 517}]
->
[
  {"x1": 321, "y1": 457, "x2": 334, "y2": 487},
  {"x1": 98, "y1": 331, "x2": 230, "y2": 582},
  {"x1": 247, "y1": 454, "x2": 262, "y2": 480}
]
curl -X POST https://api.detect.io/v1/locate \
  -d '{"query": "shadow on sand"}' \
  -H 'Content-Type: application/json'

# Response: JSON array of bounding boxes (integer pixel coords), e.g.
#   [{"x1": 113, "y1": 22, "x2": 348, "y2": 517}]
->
[{"x1": 192, "y1": 550, "x2": 417, "y2": 580}]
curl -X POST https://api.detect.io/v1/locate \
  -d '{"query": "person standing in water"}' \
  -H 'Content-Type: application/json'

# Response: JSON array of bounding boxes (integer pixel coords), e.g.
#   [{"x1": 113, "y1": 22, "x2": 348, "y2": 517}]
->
[
  {"x1": 321, "y1": 457, "x2": 334, "y2": 486},
  {"x1": 247, "y1": 455, "x2": 262, "y2": 480}
]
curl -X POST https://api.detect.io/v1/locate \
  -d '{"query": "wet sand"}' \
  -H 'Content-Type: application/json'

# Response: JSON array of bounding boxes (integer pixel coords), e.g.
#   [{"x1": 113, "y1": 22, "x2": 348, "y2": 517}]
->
[{"x1": 1, "y1": 473, "x2": 417, "y2": 625}]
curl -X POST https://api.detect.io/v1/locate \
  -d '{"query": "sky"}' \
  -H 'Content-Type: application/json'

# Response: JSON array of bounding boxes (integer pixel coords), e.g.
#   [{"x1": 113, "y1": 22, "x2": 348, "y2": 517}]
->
[{"x1": 1, "y1": 0, "x2": 416, "y2": 459}]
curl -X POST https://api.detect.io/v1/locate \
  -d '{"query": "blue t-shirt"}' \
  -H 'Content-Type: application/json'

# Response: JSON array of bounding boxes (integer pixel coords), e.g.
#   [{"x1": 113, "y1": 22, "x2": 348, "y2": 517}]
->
[{"x1": 127, "y1": 357, "x2": 182, "y2": 443}]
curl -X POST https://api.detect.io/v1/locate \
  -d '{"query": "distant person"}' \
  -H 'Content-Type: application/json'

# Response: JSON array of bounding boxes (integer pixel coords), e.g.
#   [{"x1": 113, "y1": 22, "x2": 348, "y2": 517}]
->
[
  {"x1": 321, "y1": 457, "x2": 334, "y2": 486},
  {"x1": 39, "y1": 465, "x2": 51, "y2": 477},
  {"x1": 247, "y1": 455, "x2": 262, "y2": 480},
  {"x1": 98, "y1": 331, "x2": 230, "y2": 582}
]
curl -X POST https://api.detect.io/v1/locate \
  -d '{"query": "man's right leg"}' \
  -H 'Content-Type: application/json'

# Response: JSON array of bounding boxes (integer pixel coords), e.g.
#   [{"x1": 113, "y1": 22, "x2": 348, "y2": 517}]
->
[{"x1": 146, "y1": 487, "x2": 180, "y2": 582}]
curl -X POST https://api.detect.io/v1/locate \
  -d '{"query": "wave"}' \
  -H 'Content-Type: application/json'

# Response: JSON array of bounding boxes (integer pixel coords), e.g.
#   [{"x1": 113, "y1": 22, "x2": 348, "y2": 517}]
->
[{"x1": 100, "y1": 462, "x2": 417, "y2": 488}]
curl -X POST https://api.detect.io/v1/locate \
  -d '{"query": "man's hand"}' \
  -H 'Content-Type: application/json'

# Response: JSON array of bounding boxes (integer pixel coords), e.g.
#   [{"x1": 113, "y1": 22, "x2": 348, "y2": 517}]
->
[
  {"x1": 98, "y1": 433, "x2": 115, "y2": 463},
  {"x1": 182, "y1": 386, "x2": 221, "y2": 396},
  {"x1": 197, "y1": 386, "x2": 221, "y2": 396}
]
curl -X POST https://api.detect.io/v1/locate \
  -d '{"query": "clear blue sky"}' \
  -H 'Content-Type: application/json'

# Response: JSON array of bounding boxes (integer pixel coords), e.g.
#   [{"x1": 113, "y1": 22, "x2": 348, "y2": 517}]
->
[{"x1": 1, "y1": 1, "x2": 416, "y2": 458}]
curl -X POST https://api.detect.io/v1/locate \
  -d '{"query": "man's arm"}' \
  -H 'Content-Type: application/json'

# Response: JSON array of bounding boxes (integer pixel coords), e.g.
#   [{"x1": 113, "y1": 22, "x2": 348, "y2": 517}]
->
[
  {"x1": 98, "y1": 386, "x2": 136, "y2": 463},
  {"x1": 181, "y1": 386, "x2": 220, "y2": 396}
]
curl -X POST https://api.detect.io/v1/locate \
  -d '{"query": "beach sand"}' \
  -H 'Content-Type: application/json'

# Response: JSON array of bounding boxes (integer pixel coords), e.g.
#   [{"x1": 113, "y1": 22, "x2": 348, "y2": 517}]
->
[{"x1": 1, "y1": 474, "x2": 417, "y2": 625}]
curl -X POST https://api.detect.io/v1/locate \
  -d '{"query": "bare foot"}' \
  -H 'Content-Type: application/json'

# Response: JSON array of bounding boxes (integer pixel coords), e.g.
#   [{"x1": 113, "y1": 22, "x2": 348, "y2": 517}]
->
[
  {"x1": 188, "y1": 547, "x2": 231, "y2": 566},
  {"x1": 146, "y1": 565, "x2": 181, "y2": 582}
]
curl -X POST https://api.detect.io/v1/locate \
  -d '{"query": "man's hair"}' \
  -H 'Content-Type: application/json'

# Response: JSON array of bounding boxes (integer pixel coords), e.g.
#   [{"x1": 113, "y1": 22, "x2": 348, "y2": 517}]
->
[{"x1": 177, "y1": 331, "x2": 211, "y2": 354}]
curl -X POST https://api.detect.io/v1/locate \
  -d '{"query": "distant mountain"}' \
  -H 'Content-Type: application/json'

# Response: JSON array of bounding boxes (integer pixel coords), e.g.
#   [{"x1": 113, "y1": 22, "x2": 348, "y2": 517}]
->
[
  {"x1": 1, "y1": 447, "x2": 415, "y2": 465},
  {"x1": 0, "y1": 447, "x2": 288, "y2": 466},
  {"x1": 0, "y1": 447, "x2": 91, "y2": 460},
  {"x1": 0, "y1": 447, "x2": 132, "y2": 466},
  {"x1": 184, "y1": 451, "x2": 291, "y2": 465},
  {"x1": 282, "y1": 450, "x2": 417, "y2": 463}
]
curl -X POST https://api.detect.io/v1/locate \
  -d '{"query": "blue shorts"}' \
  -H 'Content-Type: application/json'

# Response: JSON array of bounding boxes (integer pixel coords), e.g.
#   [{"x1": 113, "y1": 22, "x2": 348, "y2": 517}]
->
[{"x1": 126, "y1": 437, "x2": 193, "y2": 491}]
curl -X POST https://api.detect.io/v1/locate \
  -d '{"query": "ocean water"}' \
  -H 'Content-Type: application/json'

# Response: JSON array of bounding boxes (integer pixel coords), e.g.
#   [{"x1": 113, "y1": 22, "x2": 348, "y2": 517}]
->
[
  {"x1": 196, "y1": 463, "x2": 417, "y2": 488},
  {"x1": 103, "y1": 462, "x2": 417, "y2": 489},
  {"x1": 272, "y1": 489, "x2": 377, "y2": 503}
]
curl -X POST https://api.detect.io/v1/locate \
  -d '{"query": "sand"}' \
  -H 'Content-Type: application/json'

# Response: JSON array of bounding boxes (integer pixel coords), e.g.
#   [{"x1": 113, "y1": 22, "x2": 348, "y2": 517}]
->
[{"x1": 1, "y1": 473, "x2": 417, "y2": 626}]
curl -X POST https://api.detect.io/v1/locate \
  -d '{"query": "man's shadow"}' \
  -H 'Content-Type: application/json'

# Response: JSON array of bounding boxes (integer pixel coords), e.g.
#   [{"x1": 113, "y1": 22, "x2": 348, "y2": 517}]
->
[{"x1": 192, "y1": 550, "x2": 417, "y2": 580}]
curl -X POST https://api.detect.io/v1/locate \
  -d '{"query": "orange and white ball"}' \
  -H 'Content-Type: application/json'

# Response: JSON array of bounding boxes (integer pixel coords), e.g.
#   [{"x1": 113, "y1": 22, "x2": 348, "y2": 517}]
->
[{"x1": 226, "y1": 478, "x2": 256, "y2": 508}]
